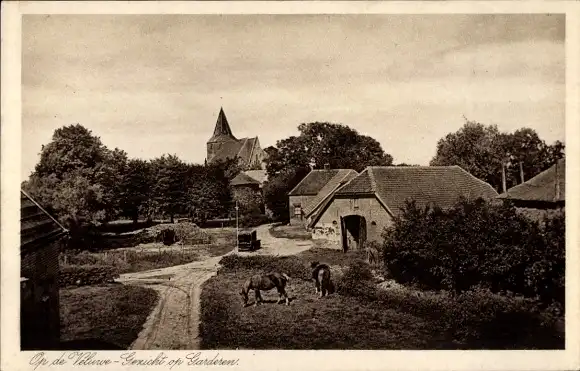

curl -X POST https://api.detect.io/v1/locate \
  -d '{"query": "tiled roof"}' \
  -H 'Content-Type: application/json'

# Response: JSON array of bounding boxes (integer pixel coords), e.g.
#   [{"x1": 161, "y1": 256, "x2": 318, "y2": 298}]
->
[
  {"x1": 209, "y1": 139, "x2": 245, "y2": 163},
  {"x1": 288, "y1": 169, "x2": 341, "y2": 196},
  {"x1": 209, "y1": 137, "x2": 260, "y2": 168},
  {"x1": 21, "y1": 190, "x2": 68, "y2": 253},
  {"x1": 244, "y1": 170, "x2": 268, "y2": 184},
  {"x1": 335, "y1": 166, "x2": 498, "y2": 217},
  {"x1": 237, "y1": 137, "x2": 258, "y2": 166},
  {"x1": 303, "y1": 169, "x2": 358, "y2": 217},
  {"x1": 335, "y1": 169, "x2": 375, "y2": 195},
  {"x1": 231, "y1": 172, "x2": 261, "y2": 186},
  {"x1": 498, "y1": 158, "x2": 565, "y2": 202}
]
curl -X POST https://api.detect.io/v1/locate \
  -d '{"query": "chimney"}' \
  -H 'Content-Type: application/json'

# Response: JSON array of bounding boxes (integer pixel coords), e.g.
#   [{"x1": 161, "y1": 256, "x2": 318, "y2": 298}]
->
[
  {"x1": 519, "y1": 161, "x2": 525, "y2": 184},
  {"x1": 324, "y1": 163, "x2": 330, "y2": 170},
  {"x1": 554, "y1": 160, "x2": 560, "y2": 201},
  {"x1": 501, "y1": 162, "x2": 507, "y2": 194}
]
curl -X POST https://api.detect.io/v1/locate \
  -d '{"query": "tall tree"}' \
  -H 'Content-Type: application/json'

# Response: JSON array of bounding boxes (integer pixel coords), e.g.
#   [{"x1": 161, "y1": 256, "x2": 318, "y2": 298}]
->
[
  {"x1": 33, "y1": 124, "x2": 107, "y2": 179},
  {"x1": 24, "y1": 124, "x2": 120, "y2": 225},
  {"x1": 430, "y1": 120, "x2": 565, "y2": 191},
  {"x1": 118, "y1": 159, "x2": 153, "y2": 223},
  {"x1": 265, "y1": 122, "x2": 393, "y2": 177},
  {"x1": 150, "y1": 154, "x2": 190, "y2": 223},
  {"x1": 187, "y1": 162, "x2": 233, "y2": 223}
]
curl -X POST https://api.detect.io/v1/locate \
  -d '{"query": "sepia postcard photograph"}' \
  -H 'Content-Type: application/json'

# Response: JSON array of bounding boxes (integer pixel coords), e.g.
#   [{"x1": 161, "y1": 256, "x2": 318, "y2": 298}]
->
[{"x1": 1, "y1": 1, "x2": 579, "y2": 371}]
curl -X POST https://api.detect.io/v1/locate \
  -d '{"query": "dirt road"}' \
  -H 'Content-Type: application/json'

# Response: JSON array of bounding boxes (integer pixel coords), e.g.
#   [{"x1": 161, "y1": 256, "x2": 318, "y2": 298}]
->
[{"x1": 119, "y1": 224, "x2": 312, "y2": 350}]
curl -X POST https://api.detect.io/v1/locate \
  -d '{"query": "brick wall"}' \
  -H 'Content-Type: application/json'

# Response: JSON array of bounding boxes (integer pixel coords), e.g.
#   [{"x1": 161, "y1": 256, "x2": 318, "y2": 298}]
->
[{"x1": 311, "y1": 196, "x2": 393, "y2": 248}]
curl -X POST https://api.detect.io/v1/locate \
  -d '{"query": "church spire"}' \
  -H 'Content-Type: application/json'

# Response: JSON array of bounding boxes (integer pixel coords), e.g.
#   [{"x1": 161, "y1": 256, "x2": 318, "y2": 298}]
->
[{"x1": 210, "y1": 107, "x2": 236, "y2": 142}]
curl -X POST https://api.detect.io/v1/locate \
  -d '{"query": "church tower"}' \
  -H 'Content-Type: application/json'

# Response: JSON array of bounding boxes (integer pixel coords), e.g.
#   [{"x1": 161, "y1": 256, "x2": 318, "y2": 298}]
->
[{"x1": 207, "y1": 107, "x2": 237, "y2": 162}]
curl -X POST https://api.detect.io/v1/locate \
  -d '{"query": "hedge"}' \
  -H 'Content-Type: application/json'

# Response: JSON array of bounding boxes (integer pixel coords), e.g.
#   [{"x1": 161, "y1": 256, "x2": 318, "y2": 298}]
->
[
  {"x1": 59, "y1": 265, "x2": 120, "y2": 287},
  {"x1": 382, "y1": 198, "x2": 565, "y2": 308}
]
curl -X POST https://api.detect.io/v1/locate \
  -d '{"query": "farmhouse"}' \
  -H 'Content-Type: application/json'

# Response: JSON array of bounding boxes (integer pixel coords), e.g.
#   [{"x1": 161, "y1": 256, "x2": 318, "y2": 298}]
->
[
  {"x1": 206, "y1": 107, "x2": 267, "y2": 170},
  {"x1": 287, "y1": 167, "x2": 358, "y2": 226},
  {"x1": 307, "y1": 166, "x2": 499, "y2": 251},
  {"x1": 498, "y1": 158, "x2": 565, "y2": 220},
  {"x1": 21, "y1": 190, "x2": 68, "y2": 350}
]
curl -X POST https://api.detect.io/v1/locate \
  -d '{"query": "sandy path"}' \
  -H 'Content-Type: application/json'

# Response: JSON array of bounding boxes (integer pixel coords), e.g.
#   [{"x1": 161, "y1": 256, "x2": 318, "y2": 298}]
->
[{"x1": 120, "y1": 224, "x2": 312, "y2": 350}]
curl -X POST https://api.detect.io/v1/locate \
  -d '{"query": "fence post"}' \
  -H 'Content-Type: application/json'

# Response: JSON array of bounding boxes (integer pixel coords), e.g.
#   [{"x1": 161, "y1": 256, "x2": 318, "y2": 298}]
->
[{"x1": 124, "y1": 250, "x2": 127, "y2": 263}]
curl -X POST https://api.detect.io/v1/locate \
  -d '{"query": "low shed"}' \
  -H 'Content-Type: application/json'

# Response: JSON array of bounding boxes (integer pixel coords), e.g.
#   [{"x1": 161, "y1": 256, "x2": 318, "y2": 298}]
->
[{"x1": 20, "y1": 190, "x2": 68, "y2": 350}]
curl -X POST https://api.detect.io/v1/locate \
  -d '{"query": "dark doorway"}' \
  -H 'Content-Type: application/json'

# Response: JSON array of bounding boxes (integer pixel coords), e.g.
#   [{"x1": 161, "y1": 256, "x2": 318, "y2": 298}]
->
[{"x1": 341, "y1": 215, "x2": 367, "y2": 252}]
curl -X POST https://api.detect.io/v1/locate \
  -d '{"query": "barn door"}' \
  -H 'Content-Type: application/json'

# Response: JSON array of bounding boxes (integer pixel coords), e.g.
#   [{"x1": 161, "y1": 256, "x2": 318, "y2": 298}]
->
[
  {"x1": 340, "y1": 216, "x2": 348, "y2": 252},
  {"x1": 359, "y1": 217, "x2": 367, "y2": 249}
]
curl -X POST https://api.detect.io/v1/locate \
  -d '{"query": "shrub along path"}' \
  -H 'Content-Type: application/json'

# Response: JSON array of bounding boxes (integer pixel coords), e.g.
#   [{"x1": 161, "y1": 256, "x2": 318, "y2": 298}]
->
[{"x1": 119, "y1": 223, "x2": 312, "y2": 350}]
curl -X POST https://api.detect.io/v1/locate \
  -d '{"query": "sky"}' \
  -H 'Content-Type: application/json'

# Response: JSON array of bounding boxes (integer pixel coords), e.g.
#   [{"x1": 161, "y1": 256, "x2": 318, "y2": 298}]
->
[{"x1": 21, "y1": 14, "x2": 565, "y2": 180}]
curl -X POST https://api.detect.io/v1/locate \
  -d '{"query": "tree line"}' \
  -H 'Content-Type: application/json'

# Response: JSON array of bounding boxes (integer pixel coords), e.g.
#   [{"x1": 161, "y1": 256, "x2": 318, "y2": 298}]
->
[
  {"x1": 22, "y1": 124, "x2": 241, "y2": 231},
  {"x1": 23, "y1": 118, "x2": 565, "y2": 231},
  {"x1": 430, "y1": 119, "x2": 564, "y2": 192}
]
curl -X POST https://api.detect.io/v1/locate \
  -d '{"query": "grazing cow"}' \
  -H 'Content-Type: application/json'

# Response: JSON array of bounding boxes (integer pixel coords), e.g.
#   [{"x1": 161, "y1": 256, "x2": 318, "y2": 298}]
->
[
  {"x1": 311, "y1": 262, "x2": 332, "y2": 298},
  {"x1": 240, "y1": 272, "x2": 290, "y2": 307}
]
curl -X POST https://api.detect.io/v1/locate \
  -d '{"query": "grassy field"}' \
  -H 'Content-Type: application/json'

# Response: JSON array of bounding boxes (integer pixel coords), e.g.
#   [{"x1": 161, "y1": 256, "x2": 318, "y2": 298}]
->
[
  {"x1": 62, "y1": 227, "x2": 237, "y2": 274},
  {"x1": 200, "y1": 271, "x2": 445, "y2": 349},
  {"x1": 61, "y1": 244, "x2": 233, "y2": 274},
  {"x1": 201, "y1": 251, "x2": 447, "y2": 349},
  {"x1": 200, "y1": 252, "x2": 564, "y2": 350},
  {"x1": 59, "y1": 284, "x2": 158, "y2": 349},
  {"x1": 269, "y1": 224, "x2": 312, "y2": 240}
]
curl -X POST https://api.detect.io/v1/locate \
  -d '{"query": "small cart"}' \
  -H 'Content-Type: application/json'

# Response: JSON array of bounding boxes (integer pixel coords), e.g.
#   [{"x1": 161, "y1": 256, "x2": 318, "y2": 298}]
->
[{"x1": 237, "y1": 230, "x2": 261, "y2": 252}]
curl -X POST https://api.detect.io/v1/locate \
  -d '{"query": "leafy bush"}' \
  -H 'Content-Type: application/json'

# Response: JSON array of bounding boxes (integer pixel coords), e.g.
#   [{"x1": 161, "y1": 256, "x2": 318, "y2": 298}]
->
[
  {"x1": 441, "y1": 288, "x2": 563, "y2": 349},
  {"x1": 524, "y1": 211, "x2": 565, "y2": 309},
  {"x1": 219, "y1": 254, "x2": 310, "y2": 280},
  {"x1": 336, "y1": 260, "x2": 378, "y2": 301},
  {"x1": 382, "y1": 198, "x2": 564, "y2": 307},
  {"x1": 60, "y1": 265, "x2": 120, "y2": 287}
]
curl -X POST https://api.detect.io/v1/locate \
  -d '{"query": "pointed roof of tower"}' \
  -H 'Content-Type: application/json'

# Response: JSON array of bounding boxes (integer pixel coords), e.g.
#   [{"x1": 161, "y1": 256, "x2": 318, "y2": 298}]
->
[{"x1": 209, "y1": 107, "x2": 237, "y2": 142}]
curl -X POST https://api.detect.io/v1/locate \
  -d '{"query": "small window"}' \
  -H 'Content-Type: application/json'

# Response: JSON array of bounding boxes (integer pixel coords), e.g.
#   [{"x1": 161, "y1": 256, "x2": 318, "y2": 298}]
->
[
  {"x1": 353, "y1": 198, "x2": 359, "y2": 209},
  {"x1": 371, "y1": 221, "x2": 377, "y2": 226},
  {"x1": 294, "y1": 206, "x2": 302, "y2": 216},
  {"x1": 332, "y1": 220, "x2": 338, "y2": 225}
]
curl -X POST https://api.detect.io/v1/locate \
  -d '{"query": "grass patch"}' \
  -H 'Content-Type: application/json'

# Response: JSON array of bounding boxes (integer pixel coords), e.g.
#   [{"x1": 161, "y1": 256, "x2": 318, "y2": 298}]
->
[
  {"x1": 219, "y1": 254, "x2": 311, "y2": 280},
  {"x1": 61, "y1": 250, "x2": 203, "y2": 274},
  {"x1": 200, "y1": 272, "x2": 442, "y2": 349},
  {"x1": 60, "y1": 284, "x2": 158, "y2": 349},
  {"x1": 62, "y1": 233, "x2": 235, "y2": 275},
  {"x1": 269, "y1": 225, "x2": 312, "y2": 240},
  {"x1": 297, "y1": 247, "x2": 367, "y2": 267}
]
